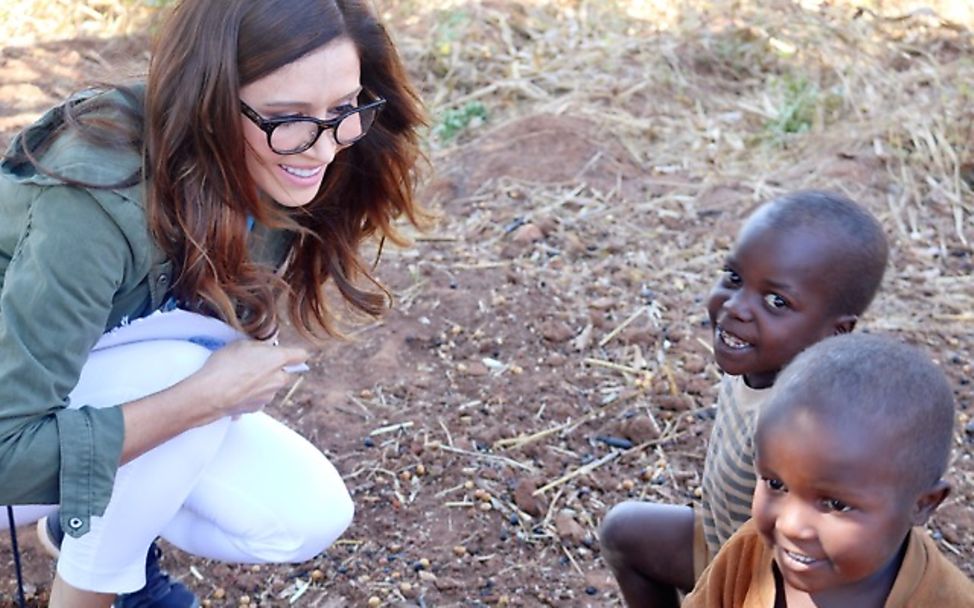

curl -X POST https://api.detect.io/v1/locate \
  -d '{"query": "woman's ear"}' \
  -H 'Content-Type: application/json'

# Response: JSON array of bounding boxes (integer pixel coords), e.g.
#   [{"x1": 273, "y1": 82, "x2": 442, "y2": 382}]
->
[
  {"x1": 833, "y1": 314, "x2": 858, "y2": 335},
  {"x1": 911, "y1": 479, "x2": 951, "y2": 526}
]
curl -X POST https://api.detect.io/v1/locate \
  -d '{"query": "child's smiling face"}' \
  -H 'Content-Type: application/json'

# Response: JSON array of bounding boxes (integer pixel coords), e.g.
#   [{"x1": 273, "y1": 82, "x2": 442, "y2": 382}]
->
[
  {"x1": 706, "y1": 213, "x2": 853, "y2": 388},
  {"x1": 752, "y1": 409, "x2": 926, "y2": 600}
]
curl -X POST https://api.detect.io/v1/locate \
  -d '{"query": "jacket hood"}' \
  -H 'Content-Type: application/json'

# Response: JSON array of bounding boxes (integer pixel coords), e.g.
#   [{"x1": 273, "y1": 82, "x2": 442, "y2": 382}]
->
[{"x1": 1, "y1": 85, "x2": 145, "y2": 194}]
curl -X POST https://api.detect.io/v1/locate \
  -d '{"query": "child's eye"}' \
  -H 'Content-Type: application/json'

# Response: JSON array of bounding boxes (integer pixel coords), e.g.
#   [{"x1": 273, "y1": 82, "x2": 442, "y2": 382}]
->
[
  {"x1": 762, "y1": 477, "x2": 786, "y2": 492},
  {"x1": 721, "y1": 266, "x2": 742, "y2": 286},
  {"x1": 822, "y1": 498, "x2": 852, "y2": 513},
  {"x1": 763, "y1": 293, "x2": 788, "y2": 309}
]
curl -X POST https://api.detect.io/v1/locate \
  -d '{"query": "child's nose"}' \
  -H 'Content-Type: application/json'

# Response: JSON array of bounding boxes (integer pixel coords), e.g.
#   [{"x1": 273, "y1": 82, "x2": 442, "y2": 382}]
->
[
  {"x1": 775, "y1": 500, "x2": 816, "y2": 542},
  {"x1": 723, "y1": 290, "x2": 753, "y2": 322}
]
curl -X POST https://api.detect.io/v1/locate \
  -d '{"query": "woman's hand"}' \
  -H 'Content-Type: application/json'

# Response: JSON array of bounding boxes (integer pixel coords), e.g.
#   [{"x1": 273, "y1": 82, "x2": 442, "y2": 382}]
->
[
  {"x1": 118, "y1": 340, "x2": 309, "y2": 464},
  {"x1": 191, "y1": 340, "x2": 310, "y2": 419}
]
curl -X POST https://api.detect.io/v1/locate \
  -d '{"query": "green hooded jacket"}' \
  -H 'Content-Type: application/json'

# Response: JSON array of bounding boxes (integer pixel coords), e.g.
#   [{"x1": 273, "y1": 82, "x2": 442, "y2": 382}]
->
[{"x1": 0, "y1": 87, "x2": 292, "y2": 538}]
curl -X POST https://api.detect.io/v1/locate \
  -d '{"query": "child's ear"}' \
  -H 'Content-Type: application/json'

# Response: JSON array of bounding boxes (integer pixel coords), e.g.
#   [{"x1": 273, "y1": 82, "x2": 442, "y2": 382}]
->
[
  {"x1": 911, "y1": 479, "x2": 951, "y2": 526},
  {"x1": 832, "y1": 315, "x2": 858, "y2": 335}
]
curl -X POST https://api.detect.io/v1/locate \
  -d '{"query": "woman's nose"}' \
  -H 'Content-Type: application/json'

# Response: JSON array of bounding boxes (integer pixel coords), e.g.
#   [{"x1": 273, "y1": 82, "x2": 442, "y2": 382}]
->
[{"x1": 309, "y1": 130, "x2": 340, "y2": 164}]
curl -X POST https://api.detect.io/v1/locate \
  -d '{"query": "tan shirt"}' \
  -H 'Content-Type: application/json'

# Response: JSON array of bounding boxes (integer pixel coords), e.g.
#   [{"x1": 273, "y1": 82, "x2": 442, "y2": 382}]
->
[{"x1": 683, "y1": 520, "x2": 974, "y2": 607}]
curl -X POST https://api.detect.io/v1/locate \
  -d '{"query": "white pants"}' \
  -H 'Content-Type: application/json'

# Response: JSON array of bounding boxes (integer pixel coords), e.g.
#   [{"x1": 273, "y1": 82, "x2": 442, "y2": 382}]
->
[{"x1": 5, "y1": 338, "x2": 353, "y2": 593}]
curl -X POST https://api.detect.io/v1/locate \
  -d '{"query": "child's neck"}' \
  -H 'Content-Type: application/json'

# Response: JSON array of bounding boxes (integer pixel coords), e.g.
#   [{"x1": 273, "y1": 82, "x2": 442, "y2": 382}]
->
[
  {"x1": 773, "y1": 539, "x2": 907, "y2": 608},
  {"x1": 743, "y1": 371, "x2": 777, "y2": 389}
]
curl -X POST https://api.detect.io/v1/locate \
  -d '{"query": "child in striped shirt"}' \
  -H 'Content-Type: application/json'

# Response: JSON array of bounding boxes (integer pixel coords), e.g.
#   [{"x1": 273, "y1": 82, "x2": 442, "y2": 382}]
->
[{"x1": 599, "y1": 190, "x2": 889, "y2": 608}]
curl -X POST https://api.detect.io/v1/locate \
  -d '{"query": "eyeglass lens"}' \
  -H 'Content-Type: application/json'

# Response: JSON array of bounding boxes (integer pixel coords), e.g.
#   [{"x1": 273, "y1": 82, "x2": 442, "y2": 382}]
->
[{"x1": 270, "y1": 106, "x2": 379, "y2": 153}]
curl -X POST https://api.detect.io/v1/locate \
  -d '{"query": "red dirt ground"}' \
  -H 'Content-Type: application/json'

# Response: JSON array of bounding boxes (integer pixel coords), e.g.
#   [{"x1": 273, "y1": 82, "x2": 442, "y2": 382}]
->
[{"x1": 1, "y1": 9, "x2": 971, "y2": 608}]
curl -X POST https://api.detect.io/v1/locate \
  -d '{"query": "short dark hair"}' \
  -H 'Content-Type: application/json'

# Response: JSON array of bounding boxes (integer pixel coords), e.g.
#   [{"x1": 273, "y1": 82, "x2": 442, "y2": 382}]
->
[
  {"x1": 759, "y1": 333, "x2": 955, "y2": 494},
  {"x1": 754, "y1": 190, "x2": 888, "y2": 316}
]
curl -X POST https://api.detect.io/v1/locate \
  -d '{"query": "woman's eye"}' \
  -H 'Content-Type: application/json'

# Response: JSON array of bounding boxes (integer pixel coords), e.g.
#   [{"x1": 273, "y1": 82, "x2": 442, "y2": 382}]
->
[
  {"x1": 332, "y1": 103, "x2": 357, "y2": 116},
  {"x1": 764, "y1": 293, "x2": 788, "y2": 309},
  {"x1": 763, "y1": 477, "x2": 786, "y2": 492},
  {"x1": 823, "y1": 498, "x2": 852, "y2": 513}
]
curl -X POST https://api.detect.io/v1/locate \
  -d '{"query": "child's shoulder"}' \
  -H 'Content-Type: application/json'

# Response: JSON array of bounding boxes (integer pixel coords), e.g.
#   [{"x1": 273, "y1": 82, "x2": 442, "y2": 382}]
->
[
  {"x1": 903, "y1": 528, "x2": 974, "y2": 605},
  {"x1": 683, "y1": 521, "x2": 774, "y2": 608},
  {"x1": 716, "y1": 374, "x2": 771, "y2": 412}
]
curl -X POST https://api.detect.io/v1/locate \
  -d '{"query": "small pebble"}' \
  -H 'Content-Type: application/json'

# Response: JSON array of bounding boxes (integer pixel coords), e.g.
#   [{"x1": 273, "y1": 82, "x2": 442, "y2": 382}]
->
[
  {"x1": 400, "y1": 470, "x2": 412, "y2": 481},
  {"x1": 585, "y1": 586, "x2": 598, "y2": 595},
  {"x1": 310, "y1": 568, "x2": 325, "y2": 582},
  {"x1": 363, "y1": 437, "x2": 375, "y2": 448},
  {"x1": 453, "y1": 545, "x2": 468, "y2": 557},
  {"x1": 479, "y1": 501, "x2": 493, "y2": 512},
  {"x1": 212, "y1": 588, "x2": 226, "y2": 600},
  {"x1": 367, "y1": 596, "x2": 381, "y2": 607},
  {"x1": 239, "y1": 596, "x2": 251, "y2": 606},
  {"x1": 595, "y1": 435, "x2": 633, "y2": 449},
  {"x1": 463, "y1": 480, "x2": 475, "y2": 490},
  {"x1": 416, "y1": 463, "x2": 427, "y2": 476},
  {"x1": 621, "y1": 479, "x2": 635, "y2": 491}
]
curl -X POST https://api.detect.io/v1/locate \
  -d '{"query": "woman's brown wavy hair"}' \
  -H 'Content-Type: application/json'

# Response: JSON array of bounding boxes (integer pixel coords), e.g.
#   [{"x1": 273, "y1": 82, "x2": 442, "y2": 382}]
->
[
  {"x1": 145, "y1": 0, "x2": 427, "y2": 339},
  {"x1": 7, "y1": 1, "x2": 424, "y2": 339}
]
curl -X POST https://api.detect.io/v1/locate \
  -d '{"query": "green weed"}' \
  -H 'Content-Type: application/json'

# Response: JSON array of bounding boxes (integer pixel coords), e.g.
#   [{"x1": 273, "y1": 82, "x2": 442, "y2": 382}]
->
[{"x1": 433, "y1": 101, "x2": 488, "y2": 142}]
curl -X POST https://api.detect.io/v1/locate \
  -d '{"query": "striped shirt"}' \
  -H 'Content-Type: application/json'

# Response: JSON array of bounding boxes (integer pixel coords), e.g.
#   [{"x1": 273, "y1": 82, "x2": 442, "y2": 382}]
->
[{"x1": 699, "y1": 374, "x2": 768, "y2": 556}]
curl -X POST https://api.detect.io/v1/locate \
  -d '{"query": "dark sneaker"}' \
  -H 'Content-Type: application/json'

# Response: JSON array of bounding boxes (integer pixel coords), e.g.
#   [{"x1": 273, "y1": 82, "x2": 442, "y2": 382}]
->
[
  {"x1": 37, "y1": 512, "x2": 198, "y2": 608},
  {"x1": 113, "y1": 544, "x2": 200, "y2": 608},
  {"x1": 37, "y1": 513, "x2": 62, "y2": 559}
]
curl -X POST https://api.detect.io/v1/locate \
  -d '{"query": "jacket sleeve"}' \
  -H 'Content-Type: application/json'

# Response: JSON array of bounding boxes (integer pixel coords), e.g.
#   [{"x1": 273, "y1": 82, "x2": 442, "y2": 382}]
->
[{"x1": 0, "y1": 185, "x2": 130, "y2": 537}]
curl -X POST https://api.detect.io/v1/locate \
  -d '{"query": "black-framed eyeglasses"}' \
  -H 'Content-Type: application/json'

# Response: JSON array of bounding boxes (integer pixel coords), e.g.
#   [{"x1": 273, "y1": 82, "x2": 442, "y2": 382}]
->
[{"x1": 240, "y1": 97, "x2": 386, "y2": 155}]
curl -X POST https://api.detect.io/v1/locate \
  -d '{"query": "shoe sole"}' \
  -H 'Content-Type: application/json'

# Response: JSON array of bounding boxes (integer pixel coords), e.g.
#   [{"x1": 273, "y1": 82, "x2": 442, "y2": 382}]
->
[
  {"x1": 36, "y1": 516, "x2": 60, "y2": 559},
  {"x1": 113, "y1": 597, "x2": 200, "y2": 608},
  {"x1": 113, "y1": 601, "x2": 199, "y2": 608}
]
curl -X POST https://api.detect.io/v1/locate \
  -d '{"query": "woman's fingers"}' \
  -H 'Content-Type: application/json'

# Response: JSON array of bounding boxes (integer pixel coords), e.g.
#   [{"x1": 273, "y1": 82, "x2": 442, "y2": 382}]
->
[{"x1": 189, "y1": 341, "x2": 311, "y2": 418}]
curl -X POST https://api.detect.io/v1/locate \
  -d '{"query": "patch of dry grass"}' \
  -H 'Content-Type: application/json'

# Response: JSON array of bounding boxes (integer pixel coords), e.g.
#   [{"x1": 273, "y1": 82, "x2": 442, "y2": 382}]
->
[
  {"x1": 375, "y1": 0, "x2": 974, "y2": 248},
  {"x1": 0, "y1": 0, "x2": 168, "y2": 45}
]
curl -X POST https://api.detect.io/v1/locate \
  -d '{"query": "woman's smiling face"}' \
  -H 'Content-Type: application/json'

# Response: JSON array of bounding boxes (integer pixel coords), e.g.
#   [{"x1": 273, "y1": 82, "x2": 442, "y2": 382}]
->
[{"x1": 240, "y1": 37, "x2": 361, "y2": 208}]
